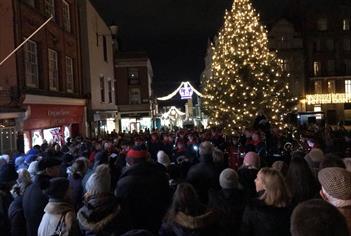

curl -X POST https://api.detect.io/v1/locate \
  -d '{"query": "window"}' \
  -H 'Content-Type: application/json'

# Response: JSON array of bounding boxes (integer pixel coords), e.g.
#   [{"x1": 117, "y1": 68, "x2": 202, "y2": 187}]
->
[
  {"x1": 317, "y1": 18, "x2": 328, "y2": 31},
  {"x1": 102, "y1": 36, "x2": 107, "y2": 62},
  {"x1": 326, "y1": 39, "x2": 334, "y2": 51},
  {"x1": 344, "y1": 39, "x2": 351, "y2": 51},
  {"x1": 313, "y1": 61, "x2": 321, "y2": 76},
  {"x1": 345, "y1": 59, "x2": 351, "y2": 74},
  {"x1": 281, "y1": 59, "x2": 288, "y2": 72},
  {"x1": 24, "y1": 40, "x2": 39, "y2": 88},
  {"x1": 314, "y1": 105, "x2": 322, "y2": 112},
  {"x1": 44, "y1": 0, "x2": 55, "y2": 19},
  {"x1": 327, "y1": 60, "x2": 335, "y2": 74},
  {"x1": 346, "y1": 80, "x2": 351, "y2": 94},
  {"x1": 314, "y1": 81, "x2": 323, "y2": 94},
  {"x1": 327, "y1": 80, "x2": 335, "y2": 93},
  {"x1": 128, "y1": 68, "x2": 139, "y2": 84},
  {"x1": 343, "y1": 19, "x2": 350, "y2": 31},
  {"x1": 108, "y1": 80, "x2": 112, "y2": 103},
  {"x1": 65, "y1": 56, "x2": 74, "y2": 93},
  {"x1": 62, "y1": 0, "x2": 71, "y2": 32},
  {"x1": 100, "y1": 76, "x2": 105, "y2": 102},
  {"x1": 48, "y1": 49, "x2": 59, "y2": 91},
  {"x1": 129, "y1": 88, "x2": 141, "y2": 104},
  {"x1": 23, "y1": 0, "x2": 35, "y2": 7},
  {"x1": 313, "y1": 40, "x2": 321, "y2": 52}
]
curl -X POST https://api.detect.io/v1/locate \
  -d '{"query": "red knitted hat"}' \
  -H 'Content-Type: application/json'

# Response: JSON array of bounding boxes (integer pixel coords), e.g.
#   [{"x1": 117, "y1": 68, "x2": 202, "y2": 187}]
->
[{"x1": 127, "y1": 149, "x2": 147, "y2": 159}]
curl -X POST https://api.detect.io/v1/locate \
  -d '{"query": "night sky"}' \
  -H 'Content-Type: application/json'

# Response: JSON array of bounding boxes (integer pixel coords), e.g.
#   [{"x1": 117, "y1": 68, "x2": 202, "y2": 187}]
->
[{"x1": 91, "y1": 0, "x2": 301, "y2": 100}]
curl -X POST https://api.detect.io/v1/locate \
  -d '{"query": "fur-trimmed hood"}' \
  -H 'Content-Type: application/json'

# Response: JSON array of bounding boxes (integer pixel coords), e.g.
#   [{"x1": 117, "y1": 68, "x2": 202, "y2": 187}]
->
[
  {"x1": 77, "y1": 194, "x2": 120, "y2": 233},
  {"x1": 174, "y1": 210, "x2": 217, "y2": 230}
]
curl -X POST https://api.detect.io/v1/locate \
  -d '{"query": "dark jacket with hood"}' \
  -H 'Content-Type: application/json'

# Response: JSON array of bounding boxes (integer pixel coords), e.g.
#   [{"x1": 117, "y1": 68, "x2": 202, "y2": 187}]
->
[
  {"x1": 23, "y1": 174, "x2": 51, "y2": 236},
  {"x1": 208, "y1": 188, "x2": 245, "y2": 236},
  {"x1": 77, "y1": 193, "x2": 125, "y2": 236},
  {"x1": 186, "y1": 155, "x2": 218, "y2": 203},
  {"x1": 8, "y1": 195, "x2": 26, "y2": 236},
  {"x1": 240, "y1": 198, "x2": 292, "y2": 236},
  {"x1": 159, "y1": 210, "x2": 219, "y2": 236},
  {"x1": 115, "y1": 161, "x2": 170, "y2": 234}
]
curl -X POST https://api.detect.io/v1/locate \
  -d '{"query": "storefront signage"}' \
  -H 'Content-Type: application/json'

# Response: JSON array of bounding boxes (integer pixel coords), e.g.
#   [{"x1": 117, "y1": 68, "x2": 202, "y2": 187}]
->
[
  {"x1": 24, "y1": 104, "x2": 84, "y2": 130},
  {"x1": 179, "y1": 83, "x2": 193, "y2": 100},
  {"x1": 306, "y1": 93, "x2": 351, "y2": 105}
]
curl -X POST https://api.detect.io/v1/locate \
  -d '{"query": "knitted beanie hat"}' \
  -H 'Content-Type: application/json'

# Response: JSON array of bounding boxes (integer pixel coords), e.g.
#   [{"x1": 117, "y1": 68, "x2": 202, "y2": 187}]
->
[
  {"x1": 219, "y1": 168, "x2": 240, "y2": 189},
  {"x1": 85, "y1": 164, "x2": 111, "y2": 195},
  {"x1": 157, "y1": 151, "x2": 170, "y2": 167}
]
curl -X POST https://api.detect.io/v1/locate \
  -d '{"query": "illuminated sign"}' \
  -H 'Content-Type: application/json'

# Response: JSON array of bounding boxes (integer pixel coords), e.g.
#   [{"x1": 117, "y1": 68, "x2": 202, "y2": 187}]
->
[
  {"x1": 306, "y1": 93, "x2": 351, "y2": 105},
  {"x1": 179, "y1": 83, "x2": 193, "y2": 99}
]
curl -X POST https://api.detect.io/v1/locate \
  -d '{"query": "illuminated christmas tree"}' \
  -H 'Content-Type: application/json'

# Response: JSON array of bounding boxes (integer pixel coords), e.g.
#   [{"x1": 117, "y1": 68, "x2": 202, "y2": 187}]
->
[{"x1": 201, "y1": 0, "x2": 297, "y2": 134}]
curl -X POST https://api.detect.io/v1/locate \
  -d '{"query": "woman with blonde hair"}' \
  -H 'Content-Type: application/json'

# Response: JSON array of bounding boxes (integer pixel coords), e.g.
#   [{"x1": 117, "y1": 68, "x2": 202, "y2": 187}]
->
[{"x1": 241, "y1": 167, "x2": 292, "y2": 236}]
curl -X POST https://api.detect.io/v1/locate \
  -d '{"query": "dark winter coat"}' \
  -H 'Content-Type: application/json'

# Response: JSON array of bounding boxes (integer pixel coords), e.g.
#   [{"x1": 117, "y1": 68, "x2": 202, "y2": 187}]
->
[
  {"x1": 159, "y1": 210, "x2": 219, "y2": 236},
  {"x1": 0, "y1": 189, "x2": 14, "y2": 235},
  {"x1": 186, "y1": 160, "x2": 218, "y2": 204},
  {"x1": 8, "y1": 195, "x2": 26, "y2": 236},
  {"x1": 77, "y1": 193, "x2": 125, "y2": 236},
  {"x1": 68, "y1": 174, "x2": 84, "y2": 211},
  {"x1": 115, "y1": 161, "x2": 171, "y2": 234},
  {"x1": 208, "y1": 188, "x2": 245, "y2": 236},
  {"x1": 23, "y1": 174, "x2": 51, "y2": 236},
  {"x1": 238, "y1": 167, "x2": 259, "y2": 200},
  {"x1": 240, "y1": 198, "x2": 292, "y2": 236}
]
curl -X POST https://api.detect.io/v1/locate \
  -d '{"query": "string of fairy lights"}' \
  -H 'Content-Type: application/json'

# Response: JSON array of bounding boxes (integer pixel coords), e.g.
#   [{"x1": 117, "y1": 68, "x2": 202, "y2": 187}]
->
[{"x1": 201, "y1": 0, "x2": 297, "y2": 134}]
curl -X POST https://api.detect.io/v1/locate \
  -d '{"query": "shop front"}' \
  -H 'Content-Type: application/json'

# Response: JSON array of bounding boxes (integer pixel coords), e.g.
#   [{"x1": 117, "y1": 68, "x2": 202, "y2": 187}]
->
[
  {"x1": 118, "y1": 112, "x2": 152, "y2": 133},
  {"x1": 23, "y1": 104, "x2": 85, "y2": 152},
  {"x1": 91, "y1": 111, "x2": 117, "y2": 137}
]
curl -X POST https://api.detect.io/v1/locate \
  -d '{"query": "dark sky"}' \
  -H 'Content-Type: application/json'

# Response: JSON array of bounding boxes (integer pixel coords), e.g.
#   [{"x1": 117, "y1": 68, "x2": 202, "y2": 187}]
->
[{"x1": 91, "y1": 0, "x2": 293, "y2": 98}]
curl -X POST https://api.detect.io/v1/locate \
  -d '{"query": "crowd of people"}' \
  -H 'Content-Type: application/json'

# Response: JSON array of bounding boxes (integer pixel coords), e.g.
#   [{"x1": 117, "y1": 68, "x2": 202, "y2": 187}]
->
[{"x1": 0, "y1": 120, "x2": 350, "y2": 236}]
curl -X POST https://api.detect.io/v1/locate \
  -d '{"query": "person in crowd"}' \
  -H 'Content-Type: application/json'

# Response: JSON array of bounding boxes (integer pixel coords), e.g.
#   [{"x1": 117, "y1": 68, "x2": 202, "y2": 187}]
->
[
  {"x1": 304, "y1": 148, "x2": 325, "y2": 178},
  {"x1": 115, "y1": 145, "x2": 170, "y2": 234},
  {"x1": 78, "y1": 164, "x2": 124, "y2": 235},
  {"x1": 319, "y1": 153, "x2": 346, "y2": 170},
  {"x1": 159, "y1": 183, "x2": 219, "y2": 236},
  {"x1": 318, "y1": 167, "x2": 351, "y2": 233},
  {"x1": 285, "y1": 157, "x2": 319, "y2": 206},
  {"x1": 0, "y1": 161, "x2": 18, "y2": 234},
  {"x1": 148, "y1": 133, "x2": 162, "y2": 161},
  {"x1": 212, "y1": 147, "x2": 227, "y2": 178},
  {"x1": 27, "y1": 160, "x2": 39, "y2": 181},
  {"x1": 290, "y1": 199, "x2": 349, "y2": 236},
  {"x1": 8, "y1": 168, "x2": 31, "y2": 236},
  {"x1": 186, "y1": 141, "x2": 217, "y2": 203},
  {"x1": 67, "y1": 157, "x2": 88, "y2": 211},
  {"x1": 38, "y1": 177, "x2": 79, "y2": 236},
  {"x1": 344, "y1": 158, "x2": 351, "y2": 172},
  {"x1": 157, "y1": 150, "x2": 179, "y2": 183},
  {"x1": 271, "y1": 161, "x2": 288, "y2": 177},
  {"x1": 23, "y1": 156, "x2": 62, "y2": 236},
  {"x1": 238, "y1": 152, "x2": 261, "y2": 199},
  {"x1": 241, "y1": 167, "x2": 291, "y2": 236},
  {"x1": 208, "y1": 168, "x2": 244, "y2": 236}
]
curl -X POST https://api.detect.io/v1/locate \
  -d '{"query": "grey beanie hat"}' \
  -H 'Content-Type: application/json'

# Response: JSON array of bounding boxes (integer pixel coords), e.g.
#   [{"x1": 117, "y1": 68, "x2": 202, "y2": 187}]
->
[
  {"x1": 85, "y1": 164, "x2": 111, "y2": 195},
  {"x1": 219, "y1": 168, "x2": 240, "y2": 189}
]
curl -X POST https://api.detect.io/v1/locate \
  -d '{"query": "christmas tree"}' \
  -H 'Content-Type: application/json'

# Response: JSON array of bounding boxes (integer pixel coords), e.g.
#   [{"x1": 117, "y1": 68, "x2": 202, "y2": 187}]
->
[{"x1": 201, "y1": 0, "x2": 297, "y2": 134}]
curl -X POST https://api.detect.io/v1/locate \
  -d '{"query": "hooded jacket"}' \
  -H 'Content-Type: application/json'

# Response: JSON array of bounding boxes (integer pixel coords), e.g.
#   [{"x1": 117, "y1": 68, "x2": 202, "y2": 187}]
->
[
  {"x1": 159, "y1": 210, "x2": 219, "y2": 236},
  {"x1": 77, "y1": 193, "x2": 124, "y2": 236},
  {"x1": 38, "y1": 200, "x2": 77, "y2": 236}
]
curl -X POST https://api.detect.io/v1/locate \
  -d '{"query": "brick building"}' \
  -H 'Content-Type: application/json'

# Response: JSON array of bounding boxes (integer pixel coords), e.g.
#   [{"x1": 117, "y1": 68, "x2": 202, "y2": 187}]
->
[{"x1": 115, "y1": 52, "x2": 154, "y2": 132}]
